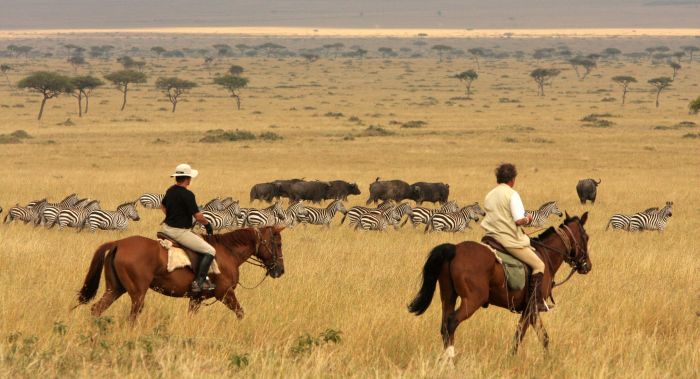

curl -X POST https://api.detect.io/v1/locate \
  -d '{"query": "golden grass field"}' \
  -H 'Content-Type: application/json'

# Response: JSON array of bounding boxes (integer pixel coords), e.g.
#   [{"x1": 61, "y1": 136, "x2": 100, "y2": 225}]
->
[{"x1": 0, "y1": 32, "x2": 698, "y2": 378}]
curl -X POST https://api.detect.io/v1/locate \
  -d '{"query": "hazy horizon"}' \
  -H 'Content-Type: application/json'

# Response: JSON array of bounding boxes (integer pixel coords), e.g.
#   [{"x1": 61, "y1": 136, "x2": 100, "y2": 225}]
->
[{"x1": 1, "y1": 0, "x2": 699, "y2": 30}]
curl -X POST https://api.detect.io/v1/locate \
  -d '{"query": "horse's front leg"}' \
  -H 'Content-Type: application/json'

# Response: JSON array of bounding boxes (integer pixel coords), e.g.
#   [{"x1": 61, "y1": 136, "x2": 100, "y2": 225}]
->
[
  {"x1": 511, "y1": 311, "x2": 532, "y2": 355},
  {"x1": 220, "y1": 287, "x2": 244, "y2": 319},
  {"x1": 533, "y1": 314, "x2": 550, "y2": 352}
]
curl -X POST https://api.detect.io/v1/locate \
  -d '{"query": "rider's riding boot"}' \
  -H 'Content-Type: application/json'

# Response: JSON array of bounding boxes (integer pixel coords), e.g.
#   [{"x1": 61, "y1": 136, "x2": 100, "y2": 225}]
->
[
  {"x1": 191, "y1": 254, "x2": 216, "y2": 294},
  {"x1": 528, "y1": 272, "x2": 549, "y2": 313}
]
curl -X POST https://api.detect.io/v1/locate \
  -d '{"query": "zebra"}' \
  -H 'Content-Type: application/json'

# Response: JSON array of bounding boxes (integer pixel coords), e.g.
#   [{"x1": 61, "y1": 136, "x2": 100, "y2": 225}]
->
[
  {"x1": 340, "y1": 201, "x2": 394, "y2": 226},
  {"x1": 356, "y1": 203, "x2": 412, "y2": 231},
  {"x1": 298, "y1": 200, "x2": 347, "y2": 227},
  {"x1": 524, "y1": 201, "x2": 563, "y2": 227},
  {"x1": 629, "y1": 202, "x2": 673, "y2": 232},
  {"x1": 244, "y1": 203, "x2": 286, "y2": 227},
  {"x1": 199, "y1": 201, "x2": 242, "y2": 231},
  {"x1": 200, "y1": 198, "x2": 225, "y2": 212},
  {"x1": 4, "y1": 200, "x2": 46, "y2": 224},
  {"x1": 39, "y1": 194, "x2": 82, "y2": 227},
  {"x1": 138, "y1": 193, "x2": 165, "y2": 209},
  {"x1": 606, "y1": 207, "x2": 659, "y2": 231},
  {"x1": 54, "y1": 200, "x2": 102, "y2": 230},
  {"x1": 425, "y1": 203, "x2": 484, "y2": 233},
  {"x1": 220, "y1": 197, "x2": 235, "y2": 208},
  {"x1": 280, "y1": 201, "x2": 308, "y2": 228},
  {"x1": 402, "y1": 201, "x2": 459, "y2": 228},
  {"x1": 84, "y1": 201, "x2": 140, "y2": 231}
]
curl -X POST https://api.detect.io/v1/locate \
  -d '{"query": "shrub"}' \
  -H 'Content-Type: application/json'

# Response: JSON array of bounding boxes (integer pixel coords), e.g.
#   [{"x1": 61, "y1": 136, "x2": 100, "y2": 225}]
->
[
  {"x1": 401, "y1": 120, "x2": 427, "y2": 128},
  {"x1": 682, "y1": 133, "x2": 699, "y2": 139},
  {"x1": 361, "y1": 125, "x2": 395, "y2": 136},
  {"x1": 259, "y1": 132, "x2": 283, "y2": 141},
  {"x1": 10, "y1": 130, "x2": 31, "y2": 139},
  {"x1": 200, "y1": 129, "x2": 257, "y2": 143},
  {"x1": 324, "y1": 111, "x2": 344, "y2": 118}
]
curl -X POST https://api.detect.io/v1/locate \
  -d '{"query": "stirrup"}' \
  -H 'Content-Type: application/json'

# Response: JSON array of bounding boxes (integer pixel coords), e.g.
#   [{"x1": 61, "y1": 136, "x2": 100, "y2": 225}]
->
[{"x1": 201, "y1": 276, "x2": 216, "y2": 291}]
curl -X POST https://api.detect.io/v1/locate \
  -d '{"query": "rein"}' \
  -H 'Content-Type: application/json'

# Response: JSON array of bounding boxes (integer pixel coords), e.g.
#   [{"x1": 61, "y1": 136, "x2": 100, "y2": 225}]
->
[
  {"x1": 237, "y1": 228, "x2": 275, "y2": 289},
  {"x1": 530, "y1": 224, "x2": 581, "y2": 288}
]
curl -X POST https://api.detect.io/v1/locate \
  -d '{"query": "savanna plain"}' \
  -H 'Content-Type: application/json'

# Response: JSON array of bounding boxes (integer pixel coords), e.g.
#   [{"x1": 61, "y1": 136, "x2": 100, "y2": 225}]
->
[{"x1": 0, "y1": 33, "x2": 698, "y2": 378}]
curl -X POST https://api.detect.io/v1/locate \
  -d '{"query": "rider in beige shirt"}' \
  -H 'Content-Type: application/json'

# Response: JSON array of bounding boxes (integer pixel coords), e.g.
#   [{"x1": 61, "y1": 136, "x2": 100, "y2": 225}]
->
[{"x1": 481, "y1": 163, "x2": 548, "y2": 312}]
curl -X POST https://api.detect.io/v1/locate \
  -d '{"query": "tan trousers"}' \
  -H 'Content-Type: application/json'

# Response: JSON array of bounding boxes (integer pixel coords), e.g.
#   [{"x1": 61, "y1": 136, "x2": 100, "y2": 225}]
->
[
  {"x1": 160, "y1": 225, "x2": 216, "y2": 256},
  {"x1": 506, "y1": 246, "x2": 544, "y2": 274}
]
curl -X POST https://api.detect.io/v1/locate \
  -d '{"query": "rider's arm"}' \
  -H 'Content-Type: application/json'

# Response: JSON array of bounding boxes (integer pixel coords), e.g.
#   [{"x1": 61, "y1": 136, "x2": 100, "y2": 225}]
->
[
  {"x1": 193, "y1": 211, "x2": 209, "y2": 225},
  {"x1": 510, "y1": 192, "x2": 532, "y2": 226}
]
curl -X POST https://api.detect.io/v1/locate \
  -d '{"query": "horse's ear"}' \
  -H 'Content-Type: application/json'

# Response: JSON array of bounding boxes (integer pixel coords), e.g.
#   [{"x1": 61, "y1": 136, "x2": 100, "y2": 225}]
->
[
  {"x1": 580, "y1": 212, "x2": 588, "y2": 226},
  {"x1": 273, "y1": 225, "x2": 286, "y2": 233}
]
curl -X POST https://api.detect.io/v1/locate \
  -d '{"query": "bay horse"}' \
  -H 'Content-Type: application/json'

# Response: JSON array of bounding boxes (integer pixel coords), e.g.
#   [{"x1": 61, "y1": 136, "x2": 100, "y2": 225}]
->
[
  {"x1": 408, "y1": 212, "x2": 591, "y2": 358},
  {"x1": 75, "y1": 226, "x2": 284, "y2": 322}
]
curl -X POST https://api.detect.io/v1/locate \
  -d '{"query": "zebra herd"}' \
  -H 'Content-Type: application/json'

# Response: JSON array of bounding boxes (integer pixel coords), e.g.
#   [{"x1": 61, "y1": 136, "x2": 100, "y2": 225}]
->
[
  {"x1": 606, "y1": 202, "x2": 674, "y2": 232},
  {"x1": 2, "y1": 191, "x2": 674, "y2": 234},
  {"x1": 3, "y1": 193, "x2": 141, "y2": 231}
]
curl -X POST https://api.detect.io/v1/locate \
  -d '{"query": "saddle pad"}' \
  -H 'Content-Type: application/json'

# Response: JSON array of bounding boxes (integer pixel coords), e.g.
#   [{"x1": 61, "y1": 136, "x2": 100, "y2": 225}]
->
[
  {"x1": 159, "y1": 239, "x2": 221, "y2": 274},
  {"x1": 478, "y1": 242, "x2": 526, "y2": 291}
]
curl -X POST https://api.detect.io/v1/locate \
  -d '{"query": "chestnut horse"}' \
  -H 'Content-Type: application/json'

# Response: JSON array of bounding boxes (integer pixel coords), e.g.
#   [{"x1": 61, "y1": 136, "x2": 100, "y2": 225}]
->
[
  {"x1": 75, "y1": 226, "x2": 284, "y2": 322},
  {"x1": 408, "y1": 212, "x2": 591, "y2": 358}
]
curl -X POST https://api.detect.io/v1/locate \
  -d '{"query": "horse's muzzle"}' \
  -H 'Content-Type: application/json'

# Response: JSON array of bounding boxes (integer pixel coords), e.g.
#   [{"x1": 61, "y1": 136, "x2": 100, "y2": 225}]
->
[
  {"x1": 269, "y1": 265, "x2": 285, "y2": 278},
  {"x1": 578, "y1": 261, "x2": 591, "y2": 274}
]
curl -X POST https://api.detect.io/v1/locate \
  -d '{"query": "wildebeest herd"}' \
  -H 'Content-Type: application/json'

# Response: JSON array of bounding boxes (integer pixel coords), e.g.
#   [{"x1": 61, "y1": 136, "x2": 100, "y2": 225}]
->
[{"x1": 0, "y1": 177, "x2": 672, "y2": 233}]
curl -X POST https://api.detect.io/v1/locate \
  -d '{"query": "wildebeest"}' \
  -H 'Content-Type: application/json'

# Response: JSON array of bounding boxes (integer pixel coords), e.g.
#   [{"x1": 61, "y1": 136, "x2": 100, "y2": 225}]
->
[
  {"x1": 411, "y1": 182, "x2": 449, "y2": 205},
  {"x1": 576, "y1": 178, "x2": 601, "y2": 204},
  {"x1": 249, "y1": 182, "x2": 280, "y2": 203},
  {"x1": 288, "y1": 181, "x2": 331, "y2": 203},
  {"x1": 326, "y1": 180, "x2": 361, "y2": 201},
  {"x1": 366, "y1": 178, "x2": 421, "y2": 205}
]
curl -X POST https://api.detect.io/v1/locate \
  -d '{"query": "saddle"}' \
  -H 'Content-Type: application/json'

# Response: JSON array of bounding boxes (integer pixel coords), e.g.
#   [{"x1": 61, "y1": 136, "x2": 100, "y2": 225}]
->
[
  {"x1": 156, "y1": 232, "x2": 220, "y2": 274},
  {"x1": 481, "y1": 236, "x2": 529, "y2": 291}
]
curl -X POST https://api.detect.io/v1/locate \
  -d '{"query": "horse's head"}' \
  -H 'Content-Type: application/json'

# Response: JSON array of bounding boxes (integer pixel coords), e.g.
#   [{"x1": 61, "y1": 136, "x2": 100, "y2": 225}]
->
[
  {"x1": 563, "y1": 211, "x2": 591, "y2": 274},
  {"x1": 255, "y1": 226, "x2": 285, "y2": 278}
]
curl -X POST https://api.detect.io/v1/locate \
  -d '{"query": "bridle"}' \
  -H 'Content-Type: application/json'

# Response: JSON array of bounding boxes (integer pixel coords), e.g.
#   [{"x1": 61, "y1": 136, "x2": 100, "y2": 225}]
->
[
  {"x1": 249, "y1": 228, "x2": 281, "y2": 274},
  {"x1": 530, "y1": 220, "x2": 589, "y2": 287}
]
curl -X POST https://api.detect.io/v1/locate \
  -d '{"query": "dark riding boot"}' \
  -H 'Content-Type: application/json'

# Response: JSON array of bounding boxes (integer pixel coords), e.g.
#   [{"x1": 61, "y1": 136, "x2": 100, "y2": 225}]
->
[
  {"x1": 528, "y1": 273, "x2": 549, "y2": 313},
  {"x1": 191, "y1": 254, "x2": 216, "y2": 294}
]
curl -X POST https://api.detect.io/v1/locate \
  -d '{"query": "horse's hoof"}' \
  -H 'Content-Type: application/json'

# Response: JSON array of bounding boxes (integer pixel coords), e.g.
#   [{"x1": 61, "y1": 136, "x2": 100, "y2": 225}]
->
[{"x1": 444, "y1": 346, "x2": 456, "y2": 359}]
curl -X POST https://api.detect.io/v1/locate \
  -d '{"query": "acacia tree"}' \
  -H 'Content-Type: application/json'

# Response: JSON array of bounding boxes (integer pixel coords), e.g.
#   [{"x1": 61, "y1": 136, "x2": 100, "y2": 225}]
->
[
  {"x1": 67, "y1": 55, "x2": 86, "y2": 72},
  {"x1": 300, "y1": 53, "x2": 319, "y2": 69},
  {"x1": 602, "y1": 47, "x2": 622, "y2": 60},
  {"x1": 228, "y1": 65, "x2": 244, "y2": 76},
  {"x1": 681, "y1": 46, "x2": 699, "y2": 64},
  {"x1": 530, "y1": 68, "x2": 560, "y2": 96},
  {"x1": 1, "y1": 64, "x2": 11, "y2": 86},
  {"x1": 431, "y1": 45, "x2": 452, "y2": 62},
  {"x1": 569, "y1": 57, "x2": 596, "y2": 79},
  {"x1": 689, "y1": 96, "x2": 700, "y2": 115},
  {"x1": 612, "y1": 76, "x2": 637, "y2": 105},
  {"x1": 155, "y1": 77, "x2": 197, "y2": 113},
  {"x1": 17, "y1": 71, "x2": 73, "y2": 120},
  {"x1": 151, "y1": 46, "x2": 166, "y2": 58},
  {"x1": 454, "y1": 70, "x2": 478, "y2": 99},
  {"x1": 648, "y1": 77, "x2": 672, "y2": 108},
  {"x1": 71, "y1": 76, "x2": 103, "y2": 117},
  {"x1": 467, "y1": 48, "x2": 485, "y2": 69},
  {"x1": 377, "y1": 47, "x2": 394, "y2": 58},
  {"x1": 214, "y1": 75, "x2": 249, "y2": 110},
  {"x1": 203, "y1": 57, "x2": 214, "y2": 76},
  {"x1": 669, "y1": 62, "x2": 681, "y2": 80},
  {"x1": 104, "y1": 70, "x2": 147, "y2": 111},
  {"x1": 257, "y1": 43, "x2": 285, "y2": 58}
]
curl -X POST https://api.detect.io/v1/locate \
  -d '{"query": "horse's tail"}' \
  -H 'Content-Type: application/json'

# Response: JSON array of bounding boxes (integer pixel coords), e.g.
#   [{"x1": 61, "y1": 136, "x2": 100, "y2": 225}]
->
[
  {"x1": 605, "y1": 218, "x2": 612, "y2": 231},
  {"x1": 408, "y1": 243, "x2": 456, "y2": 315},
  {"x1": 340, "y1": 211, "x2": 347, "y2": 225},
  {"x1": 76, "y1": 242, "x2": 116, "y2": 304}
]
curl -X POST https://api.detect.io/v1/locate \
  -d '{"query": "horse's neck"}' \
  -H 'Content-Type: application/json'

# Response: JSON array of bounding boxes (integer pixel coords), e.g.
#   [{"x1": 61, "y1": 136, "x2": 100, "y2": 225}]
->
[{"x1": 540, "y1": 235, "x2": 566, "y2": 275}]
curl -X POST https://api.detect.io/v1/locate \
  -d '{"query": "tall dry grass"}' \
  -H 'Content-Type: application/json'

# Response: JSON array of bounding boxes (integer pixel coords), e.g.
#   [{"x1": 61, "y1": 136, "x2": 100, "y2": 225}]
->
[{"x1": 0, "y1": 37, "x2": 698, "y2": 377}]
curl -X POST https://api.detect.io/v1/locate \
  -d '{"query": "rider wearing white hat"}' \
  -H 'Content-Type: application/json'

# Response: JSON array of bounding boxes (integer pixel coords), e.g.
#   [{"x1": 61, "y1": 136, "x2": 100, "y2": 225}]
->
[{"x1": 160, "y1": 163, "x2": 216, "y2": 294}]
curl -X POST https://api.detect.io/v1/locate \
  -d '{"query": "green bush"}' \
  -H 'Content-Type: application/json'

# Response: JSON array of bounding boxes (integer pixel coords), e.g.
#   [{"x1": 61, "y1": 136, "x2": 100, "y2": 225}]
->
[{"x1": 401, "y1": 120, "x2": 427, "y2": 128}]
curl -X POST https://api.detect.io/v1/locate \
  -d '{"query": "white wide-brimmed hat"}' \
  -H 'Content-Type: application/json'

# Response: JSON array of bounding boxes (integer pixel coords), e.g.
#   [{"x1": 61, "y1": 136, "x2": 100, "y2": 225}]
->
[{"x1": 170, "y1": 163, "x2": 199, "y2": 178}]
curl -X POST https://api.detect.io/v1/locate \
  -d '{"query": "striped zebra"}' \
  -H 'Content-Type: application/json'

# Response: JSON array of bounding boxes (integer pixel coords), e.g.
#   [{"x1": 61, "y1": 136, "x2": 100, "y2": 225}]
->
[
  {"x1": 298, "y1": 200, "x2": 347, "y2": 227},
  {"x1": 244, "y1": 203, "x2": 286, "y2": 227},
  {"x1": 606, "y1": 207, "x2": 659, "y2": 231},
  {"x1": 402, "y1": 201, "x2": 459, "y2": 228},
  {"x1": 84, "y1": 201, "x2": 140, "y2": 231},
  {"x1": 200, "y1": 198, "x2": 225, "y2": 212},
  {"x1": 220, "y1": 197, "x2": 235, "y2": 208},
  {"x1": 524, "y1": 201, "x2": 563, "y2": 227},
  {"x1": 629, "y1": 202, "x2": 673, "y2": 232},
  {"x1": 280, "y1": 201, "x2": 308, "y2": 228},
  {"x1": 341, "y1": 201, "x2": 394, "y2": 226},
  {"x1": 425, "y1": 203, "x2": 485, "y2": 233},
  {"x1": 200, "y1": 201, "x2": 242, "y2": 231},
  {"x1": 4, "y1": 200, "x2": 46, "y2": 224},
  {"x1": 356, "y1": 203, "x2": 412, "y2": 231},
  {"x1": 54, "y1": 200, "x2": 102, "y2": 230},
  {"x1": 138, "y1": 193, "x2": 164, "y2": 209},
  {"x1": 40, "y1": 194, "x2": 82, "y2": 227}
]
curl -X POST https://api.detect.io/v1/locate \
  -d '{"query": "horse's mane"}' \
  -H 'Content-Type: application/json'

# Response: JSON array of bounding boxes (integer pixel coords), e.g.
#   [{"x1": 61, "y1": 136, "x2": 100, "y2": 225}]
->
[
  {"x1": 203, "y1": 228, "x2": 255, "y2": 247},
  {"x1": 533, "y1": 226, "x2": 557, "y2": 242}
]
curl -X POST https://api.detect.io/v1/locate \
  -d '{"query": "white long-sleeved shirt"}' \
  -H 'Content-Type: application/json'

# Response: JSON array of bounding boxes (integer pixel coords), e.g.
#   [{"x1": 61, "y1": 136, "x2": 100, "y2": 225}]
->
[{"x1": 509, "y1": 191, "x2": 525, "y2": 221}]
